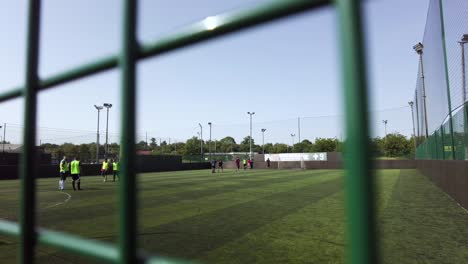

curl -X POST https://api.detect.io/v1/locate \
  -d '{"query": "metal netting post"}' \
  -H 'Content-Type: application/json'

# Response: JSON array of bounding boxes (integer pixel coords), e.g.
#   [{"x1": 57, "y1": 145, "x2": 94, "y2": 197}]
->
[
  {"x1": 119, "y1": 0, "x2": 138, "y2": 263},
  {"x1": 20, "y1": 0, "x2": 41, "y2": 263},
  {"x1": 439, "y1": 0, "x2": 456, "y2": 159},
  {"x1": 336, "y1": 0, "x2": 378, "y2": 263}
]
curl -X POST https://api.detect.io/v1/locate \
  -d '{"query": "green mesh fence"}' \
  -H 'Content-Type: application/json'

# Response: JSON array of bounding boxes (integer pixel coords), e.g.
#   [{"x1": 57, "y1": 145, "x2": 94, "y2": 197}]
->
[
  {"x1": 0, "y1": 0, "x2": 378, "y2": 264},
  {"x1": 414, "y1": 0, "x2": 468, "y2": 160}
]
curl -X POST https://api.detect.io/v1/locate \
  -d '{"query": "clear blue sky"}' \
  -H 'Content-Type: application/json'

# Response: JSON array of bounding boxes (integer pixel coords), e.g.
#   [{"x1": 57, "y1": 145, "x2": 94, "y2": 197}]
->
[{"x1": 0, "y1": 0, "x2": 428, "y2": 145}]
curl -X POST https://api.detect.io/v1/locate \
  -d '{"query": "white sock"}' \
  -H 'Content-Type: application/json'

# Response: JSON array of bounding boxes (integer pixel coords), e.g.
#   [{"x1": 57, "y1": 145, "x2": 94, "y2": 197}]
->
[{"x1": 59, "y1": 180, "x2": 62, "y2": 190}]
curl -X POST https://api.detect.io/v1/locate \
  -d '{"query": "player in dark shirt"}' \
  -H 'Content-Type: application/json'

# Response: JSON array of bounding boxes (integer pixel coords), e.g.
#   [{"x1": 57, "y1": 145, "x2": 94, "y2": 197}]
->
[
  {"x1": 235, "y1": 157, "x2": 240, "y2": 172},
  {"x1": 211, "y1": 160, "x2": 217, "y2": 173},
  {"x1": 218, "y1": 160, "x2": 224, "y2": 173}
]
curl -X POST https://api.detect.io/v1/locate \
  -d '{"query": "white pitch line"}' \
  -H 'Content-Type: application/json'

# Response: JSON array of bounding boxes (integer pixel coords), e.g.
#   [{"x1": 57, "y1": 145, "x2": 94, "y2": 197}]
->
[{"x1": 44, "y1": 191, "x2": 72, "y2": 209}]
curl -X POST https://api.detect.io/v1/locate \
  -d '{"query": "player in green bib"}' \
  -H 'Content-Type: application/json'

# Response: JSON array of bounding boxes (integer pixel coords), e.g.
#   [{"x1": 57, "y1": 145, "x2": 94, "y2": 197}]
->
[
  {"x1": 70, "y1": 157, "x2": 82, "y2": 191},
  {"x1": 58, "y1": 156, "x2": 69, "y2": 190},
  {"x1": 101, "y1": 159, "x2": 109, "y2": 182},
  {"x1": 112, "y1": 159, "x2": 119, "y2": 182}
]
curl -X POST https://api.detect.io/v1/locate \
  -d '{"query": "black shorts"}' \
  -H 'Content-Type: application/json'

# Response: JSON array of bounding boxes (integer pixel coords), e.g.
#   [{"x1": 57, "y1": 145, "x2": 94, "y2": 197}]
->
[
  {"x1": 60, "y1": 172, "x2": 67, "y2": 181},
  {"x1": 71, "y1": 174, "x2": 80, "y2": 181}
]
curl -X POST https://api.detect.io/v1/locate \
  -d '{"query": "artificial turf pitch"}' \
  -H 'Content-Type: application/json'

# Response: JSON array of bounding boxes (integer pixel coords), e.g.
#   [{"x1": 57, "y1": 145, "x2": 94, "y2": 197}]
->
[{"x1": 1, "y1": 169, "x2": 468, "y2": 263}]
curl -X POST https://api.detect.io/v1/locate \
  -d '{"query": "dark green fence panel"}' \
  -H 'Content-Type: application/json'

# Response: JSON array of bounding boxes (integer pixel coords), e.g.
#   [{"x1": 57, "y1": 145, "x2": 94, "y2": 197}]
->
[
  {"x1": 20, "y1": 1, "x2": 41, "y2": 263},
  {"x1": 0, "y1": 0, "x2": 378, "y2": 264}
]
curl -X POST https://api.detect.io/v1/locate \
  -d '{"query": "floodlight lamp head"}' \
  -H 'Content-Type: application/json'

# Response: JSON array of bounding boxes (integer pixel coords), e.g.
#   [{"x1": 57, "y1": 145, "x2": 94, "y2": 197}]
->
[
  {"x1": 462, "y1": 34, "x2": 468, "y2": 43},
  {"x1": 413, "y1": 42, "x2": 424, "y2": 54},
  {"x1": 408, "y1": 101, "x2": 414, "y2": 107},
  {"x1": 94, "y1": 105, "x2": 103, "y2": 110},
  {"x1": 261, "y1": 128, "x2": 266, "y2": 132},
  {"x1": 208, "y1": 122, "x2": 212, "y2": 125},
  {"x1": 103, "y1": 103, "x2": 112, "y2": 108},
  {"x1": 383, "y1": 120, "x2": 388, "y2": 124}
]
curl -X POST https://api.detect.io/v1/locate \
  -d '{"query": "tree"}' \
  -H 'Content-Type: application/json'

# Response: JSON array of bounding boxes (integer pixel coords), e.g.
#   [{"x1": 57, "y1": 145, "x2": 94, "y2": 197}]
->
[
  {"x1": 61, "y1": 143, "x2": 78, "y2": 158},
  {"x1": 263, "y1": 143, "x2": 274, "y2": 153},
  {"x1": 239, "y1": 136, "x2": 254, "y2": 152},
  {"x1": 184, "y1": 137, "x2": 202, "y2": 155},
  {"x1": 370, "y1": 137, "x2": 384, "y2": 157},
  {"x1": 218, "y1": 137, "x2": 237, "y2": 153},
  {"x1": 273, "y1": 143, "x2": 288, "y2": 153},
  {"x1": 136, "y1": 141, "x2": 147, "y2": 150},
  {"x1": 78, "y1": 144, "x2": 91, "y2": 162},
  {"x1": 293, "y1": 139, "x2": 313, "y2": 153},
  {"x1": 382, "y1": 133, "x2": 411, "y2": 157},
  {"x1": 312, "y1": 138, "x2": 337, "y2": 152},
  {"x1": 150, "y1": 137, "x2": 157, "y2": 148}
]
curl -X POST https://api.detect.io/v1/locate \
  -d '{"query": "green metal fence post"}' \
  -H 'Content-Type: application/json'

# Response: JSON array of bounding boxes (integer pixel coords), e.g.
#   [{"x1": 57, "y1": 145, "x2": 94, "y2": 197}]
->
[
  {"x1": 336, "y1": 0, "x2": 378, "y2": 263},
  {"x1": 439, "y1": 0, "x2": 456, "y2": 159},
  {"x1": 119, "y1": 0, "x2": 138, "y2": 263},
  {"x1": 20, "y1": 0, "x2": 41, "y2": 263}
]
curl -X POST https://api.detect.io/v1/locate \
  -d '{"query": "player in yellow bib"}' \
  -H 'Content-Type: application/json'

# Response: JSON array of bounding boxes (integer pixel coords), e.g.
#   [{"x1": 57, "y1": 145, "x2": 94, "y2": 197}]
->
[
  {"x1": 70, "y1": 157, "x2": 82, "y2": 191},
  {"x1": 112, "y1": 159, "x2": 119, "y2": 182},
  {"x1": 101, "y1": 159, "x2": 109, "y2": 182},
  {"x1": 58, "y1": 156, "x2": 69, "y2": 190}
]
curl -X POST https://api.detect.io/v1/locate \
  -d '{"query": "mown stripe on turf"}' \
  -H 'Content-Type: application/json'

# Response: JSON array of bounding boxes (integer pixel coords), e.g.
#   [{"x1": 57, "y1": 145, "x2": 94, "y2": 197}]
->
[
  {"x1": 379, "y1": 169, "x2": 468, "y2": 263},
  {"x1": 137, "y1": 169, "x2": 313, "y2": 186},
  {"x1": 202, "y1": 190, "x2": 346, "y2": 263},
  {"x1": 45, "y1": 171, "x2": 343, "y2": 238},
  {"x1": 374, "y1": 169, "x2": 400, "y2": 213},
  {"x1": 38, "y1": 170, "x2": 334, "y2": 224},
  {"x1": 35, "y1": 170, "x2": 330, "y2": 213},
  {"x1": 37, "y1": 170, "x2": 342, "y2": 227},
  {"x1": 139, "y1": 169, "x2": 324, "y2": 190},
  {"x1": 136, "y1": 176, "x2": 344, "y2": 259}
]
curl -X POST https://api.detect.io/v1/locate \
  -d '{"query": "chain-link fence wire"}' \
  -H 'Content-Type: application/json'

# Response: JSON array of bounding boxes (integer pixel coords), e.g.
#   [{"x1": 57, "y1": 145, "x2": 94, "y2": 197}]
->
[
  {"x1": 3, "y1": 105, "x2": 412, "y2": 153},
  {"x1": 442, "y1": 0, "x2": 468, "y2": 111},
  {"x1": 415, "y1": 0, "x2": 468, "y2": 160},
  {"x1": 422, "y1": 0, "x2": 450, "y2": 134}
]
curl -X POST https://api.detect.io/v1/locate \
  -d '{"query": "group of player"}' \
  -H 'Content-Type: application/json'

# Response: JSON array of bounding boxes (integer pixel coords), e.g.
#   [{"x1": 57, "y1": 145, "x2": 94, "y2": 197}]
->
[
  {"x1": 59, "y1": 156, "x2": 82, "y2": 191},
  {"x1": 234, "y1": 157, "x2": 254, "y2": 171},
  {"x1": 211, "y1": 159, "x2": 224, "y2": 173},
  {"x1": 58, "y1": 156, "x2": 119, "y2": 191},
  {"x1": 100, "y1": 158, "x2": 119, "y2": 182}
]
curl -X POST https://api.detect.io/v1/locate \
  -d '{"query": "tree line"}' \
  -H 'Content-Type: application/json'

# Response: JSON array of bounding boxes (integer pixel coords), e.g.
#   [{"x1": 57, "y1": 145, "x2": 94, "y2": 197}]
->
[{"x1": 40, "y1": 133, "x2": 414, "y2": 162}]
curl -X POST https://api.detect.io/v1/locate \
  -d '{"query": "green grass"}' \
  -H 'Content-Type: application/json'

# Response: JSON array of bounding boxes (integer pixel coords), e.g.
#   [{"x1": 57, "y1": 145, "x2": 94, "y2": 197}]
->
[{"x1": 1, "y1": 169, "x2": 468, "y2": 263}]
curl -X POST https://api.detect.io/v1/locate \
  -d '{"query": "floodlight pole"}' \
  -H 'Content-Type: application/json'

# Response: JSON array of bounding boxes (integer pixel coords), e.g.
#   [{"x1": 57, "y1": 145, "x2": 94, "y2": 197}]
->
[
  {"x1": 297, "y1": 117, "x2": 301, "y2": 143},
  {"x1": 247, "y1": 112, "x2": 255, "y2": 159},
  {"x1": 208, "y1": 122, "x2": 212, "y2": 161},
  {"x1": 198, "y1": 123, "x2": 203, "y2": 158},
  {"x1": 460, "y1": 34, "x2": 468, "y2": 104},
  {"x1": 2, "y1": 123, "x2": 5, "y2": 153},
  {"x1": 414, "y1": 42, "x2": 429, "y2": 138},
  {"x1": 459, "y1": 34, "x2": 468, "y2": 158},
  {"x1": 408, "y1": 102, "x2": 417, "y2": 153},
  {"x1": 382, "y1": 120, "x2": 388, "y2": 137},
  {"x1": 103, "y1": 103, "x2": 112, "y2": 158},
  {"x1": 261, "y1": 128, "x2": 266, "y2": 154},
  {"x1": 94, "y1": 105, "x2": 103, "y2": 162},
  {"x1": 291, "y1": 133, "x2": 295, "y2": 152}
]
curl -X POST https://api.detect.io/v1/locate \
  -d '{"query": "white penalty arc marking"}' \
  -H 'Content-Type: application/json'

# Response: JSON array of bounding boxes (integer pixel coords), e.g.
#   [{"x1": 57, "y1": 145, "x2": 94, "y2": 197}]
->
[{"x1": 44, "y1": 191, "x2": 72, "y2": 209}]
